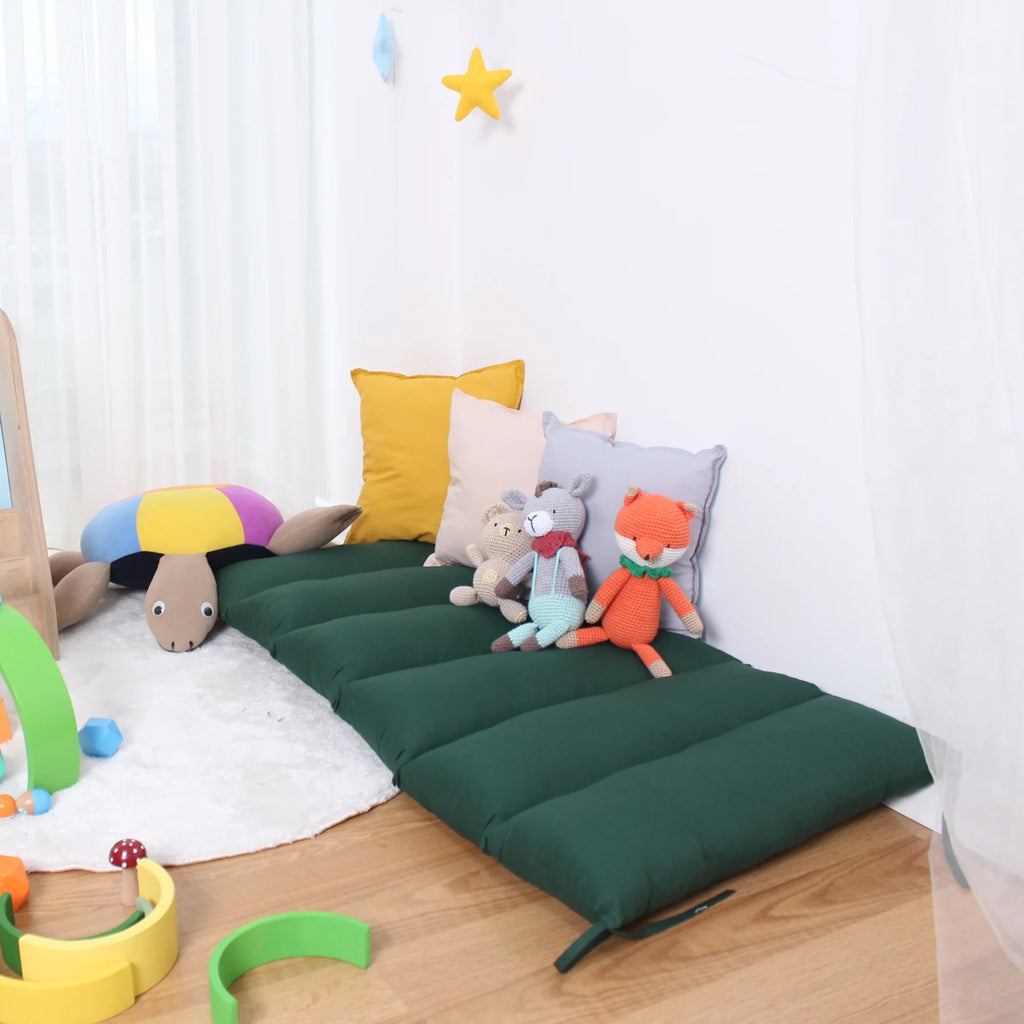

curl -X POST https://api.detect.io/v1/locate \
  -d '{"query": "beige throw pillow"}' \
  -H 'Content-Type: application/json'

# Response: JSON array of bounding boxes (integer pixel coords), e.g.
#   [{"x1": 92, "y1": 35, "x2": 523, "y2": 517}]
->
[{"x1": 430, "y1": 390, "x2": 616, "y2": 567}]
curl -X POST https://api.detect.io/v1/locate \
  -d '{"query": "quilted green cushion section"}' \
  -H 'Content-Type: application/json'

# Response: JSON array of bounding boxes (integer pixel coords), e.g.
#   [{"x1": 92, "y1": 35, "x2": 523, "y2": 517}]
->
[
  {"x1": 221, "y1": 565, "x2": 471, "y2": 654},
  {"x1": 217, "y1": 540, "x2": 433, "y2": 613},
  {"x1": 272, "y1": 604, "x2": 506, "y2": 710},
  {"x1": 219, "y1": 541, "x2": 739, "y2": 727},
  {"x1": 396, "y1": 665, "x2": 822, "y2": 846},
  {"x1": 485, "y1": 694, "x2": 930, "y2": 928},
  {"x1": 341, "y1": 636, "x2": 737, "y2": 775}
]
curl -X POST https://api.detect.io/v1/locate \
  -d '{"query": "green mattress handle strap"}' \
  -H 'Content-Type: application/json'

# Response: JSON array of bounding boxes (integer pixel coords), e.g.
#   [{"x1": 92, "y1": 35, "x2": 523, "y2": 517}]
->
[{"x1": 554, "y1": 888, "x2": 736, "y2": 974}]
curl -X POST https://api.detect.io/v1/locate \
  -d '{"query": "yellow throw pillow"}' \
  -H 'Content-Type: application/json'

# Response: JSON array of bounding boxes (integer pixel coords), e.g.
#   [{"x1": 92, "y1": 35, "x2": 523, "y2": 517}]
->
[{"x1": 346, "y1": 360, "x2": 525, "y2": 544}]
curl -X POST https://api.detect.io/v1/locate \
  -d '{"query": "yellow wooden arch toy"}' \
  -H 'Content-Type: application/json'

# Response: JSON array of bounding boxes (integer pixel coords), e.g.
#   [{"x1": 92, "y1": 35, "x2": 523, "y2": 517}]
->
[{"x1": 0, "y1": 859, "x2": 178, "y2": 1024}]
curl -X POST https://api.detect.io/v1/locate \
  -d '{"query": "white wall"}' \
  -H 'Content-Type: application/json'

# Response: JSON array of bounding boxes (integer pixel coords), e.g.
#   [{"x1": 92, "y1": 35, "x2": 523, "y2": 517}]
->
[{"x1": 331, "y1": 1, "x2": 917, "y2": 731}]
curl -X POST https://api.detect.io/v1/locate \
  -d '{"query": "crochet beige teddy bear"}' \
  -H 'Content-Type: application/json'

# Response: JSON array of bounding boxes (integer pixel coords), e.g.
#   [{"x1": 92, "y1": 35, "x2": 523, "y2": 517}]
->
[{"x1": 449, "y1": 504, "x2": 532, "y2": 623}]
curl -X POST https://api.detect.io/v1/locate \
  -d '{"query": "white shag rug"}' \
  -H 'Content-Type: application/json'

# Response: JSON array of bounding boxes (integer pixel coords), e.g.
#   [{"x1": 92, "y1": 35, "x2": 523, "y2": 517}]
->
[{"x1": 1, "y1": 591, "x2": 398, "y2": 873}]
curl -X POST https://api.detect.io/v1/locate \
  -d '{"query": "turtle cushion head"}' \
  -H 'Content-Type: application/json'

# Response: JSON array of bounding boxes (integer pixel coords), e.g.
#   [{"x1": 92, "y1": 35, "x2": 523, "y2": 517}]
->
[{"x1": 145, "y1": 553, "x2": 219, "y2": 652}]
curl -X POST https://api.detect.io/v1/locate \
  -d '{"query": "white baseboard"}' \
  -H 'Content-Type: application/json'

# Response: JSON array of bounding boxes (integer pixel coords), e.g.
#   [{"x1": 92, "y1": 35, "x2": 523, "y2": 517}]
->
[{"x1": 886, "y1": 782, "x2": 941, "y2": 832}]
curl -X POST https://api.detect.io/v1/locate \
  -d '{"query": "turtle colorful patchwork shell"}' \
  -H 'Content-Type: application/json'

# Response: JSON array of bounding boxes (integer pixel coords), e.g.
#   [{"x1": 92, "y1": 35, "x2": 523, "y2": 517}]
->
[{"x1": 81, "y1": 485, "x2": 285, "y2": 565}]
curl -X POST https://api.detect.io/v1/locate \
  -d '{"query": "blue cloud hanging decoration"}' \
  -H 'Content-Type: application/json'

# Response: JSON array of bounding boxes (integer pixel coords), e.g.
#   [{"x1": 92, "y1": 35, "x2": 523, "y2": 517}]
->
[{"x1": 373, "y1": 14, "x2": 396, "y2": 83}]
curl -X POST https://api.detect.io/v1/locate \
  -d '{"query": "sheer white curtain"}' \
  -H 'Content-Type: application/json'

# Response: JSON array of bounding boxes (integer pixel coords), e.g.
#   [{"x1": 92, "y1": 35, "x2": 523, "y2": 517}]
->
[
  {"x1": 0, "y1": 0, "x2": 349, "y2": 549},
  {"x1": 856, "y1": 1, "x2": 1024, "y2": 1017}
]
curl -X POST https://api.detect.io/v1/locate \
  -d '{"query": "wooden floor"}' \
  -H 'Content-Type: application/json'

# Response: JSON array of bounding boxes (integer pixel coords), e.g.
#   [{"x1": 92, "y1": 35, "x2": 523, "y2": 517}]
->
[{"x1": 12, "y1": 796, "x2": 938, "y2": 1023}]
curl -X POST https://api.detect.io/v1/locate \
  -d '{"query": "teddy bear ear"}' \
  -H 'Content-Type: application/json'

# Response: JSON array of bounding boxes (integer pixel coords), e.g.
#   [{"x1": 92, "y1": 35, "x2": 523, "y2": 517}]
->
[
  {"x1": 483, "y1": 503, "x2": 508, "y2": 523},
  {"x1": 677, "y1": 501, "x2": 699, "y2": 521},
  {"x1": 624, "y1": 484, "x2": 643, "y2": 504}
]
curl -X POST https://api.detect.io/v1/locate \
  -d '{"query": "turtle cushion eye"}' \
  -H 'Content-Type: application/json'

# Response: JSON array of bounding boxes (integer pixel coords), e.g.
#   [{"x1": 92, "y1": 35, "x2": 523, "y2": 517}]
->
[
  {"x1": 151, "y1": 601, "x2": 166, "y2": 617},
  {"x1": 200, "y1": 602, "x2": 215, "y2": 619}
]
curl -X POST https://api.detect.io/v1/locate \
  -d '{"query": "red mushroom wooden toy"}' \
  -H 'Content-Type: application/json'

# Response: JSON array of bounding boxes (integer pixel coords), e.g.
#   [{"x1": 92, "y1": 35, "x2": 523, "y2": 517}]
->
[{"x1": 109, "y1": 838, "x2": 147, "y2": 905}]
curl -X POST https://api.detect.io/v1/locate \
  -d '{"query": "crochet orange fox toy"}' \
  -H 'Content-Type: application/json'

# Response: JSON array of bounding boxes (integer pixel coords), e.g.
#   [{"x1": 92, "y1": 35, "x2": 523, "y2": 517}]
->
[{"x1": 556, "y1": 485, "x2": 704, "y2": 677}]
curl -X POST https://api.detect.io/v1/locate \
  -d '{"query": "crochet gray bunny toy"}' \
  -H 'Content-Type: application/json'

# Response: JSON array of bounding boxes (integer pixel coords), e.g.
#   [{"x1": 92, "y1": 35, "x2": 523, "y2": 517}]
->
[{"x1": 491, "y1": 473, "x2": 592, "y2": 651}]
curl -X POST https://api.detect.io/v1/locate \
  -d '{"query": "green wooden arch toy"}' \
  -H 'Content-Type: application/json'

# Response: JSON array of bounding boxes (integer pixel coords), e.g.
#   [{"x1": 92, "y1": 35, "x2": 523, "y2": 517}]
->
[
  {"x1": 0, "y1": 598, "x2": 79, "y2": 793},
  {"x1": 209, "y1": 912, "x2": 371, "y2": 1024}
]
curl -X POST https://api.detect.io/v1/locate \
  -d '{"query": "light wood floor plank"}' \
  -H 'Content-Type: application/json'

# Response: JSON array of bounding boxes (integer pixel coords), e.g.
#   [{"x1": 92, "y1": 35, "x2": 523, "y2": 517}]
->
[{"x1": 15, "y1": 795, "x2": 937, "y2": 1022}]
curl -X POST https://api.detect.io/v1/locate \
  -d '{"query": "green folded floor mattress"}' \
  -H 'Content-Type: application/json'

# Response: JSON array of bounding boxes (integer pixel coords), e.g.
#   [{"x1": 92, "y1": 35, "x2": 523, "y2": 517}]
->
[{"x1": 218, "y1": 541, "x2": 931, "y2": 970}]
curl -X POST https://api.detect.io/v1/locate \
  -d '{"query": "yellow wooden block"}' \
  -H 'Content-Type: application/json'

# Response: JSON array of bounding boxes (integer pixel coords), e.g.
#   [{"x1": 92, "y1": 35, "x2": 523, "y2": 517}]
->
[{"x1": 0, "y1": 962, "x2": 136, "y2": 1024}]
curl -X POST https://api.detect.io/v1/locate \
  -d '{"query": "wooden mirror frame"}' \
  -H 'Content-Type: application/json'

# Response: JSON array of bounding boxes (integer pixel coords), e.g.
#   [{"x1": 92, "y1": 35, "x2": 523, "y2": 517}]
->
[{"x1": 0, "y1": 310, "x2": 59, "y2": 658}]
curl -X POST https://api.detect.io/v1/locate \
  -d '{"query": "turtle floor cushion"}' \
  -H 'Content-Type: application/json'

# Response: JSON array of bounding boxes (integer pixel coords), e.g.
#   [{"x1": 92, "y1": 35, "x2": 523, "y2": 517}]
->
[{"x1": 217, "y1": 541, "x2": 932, "y2": 971}]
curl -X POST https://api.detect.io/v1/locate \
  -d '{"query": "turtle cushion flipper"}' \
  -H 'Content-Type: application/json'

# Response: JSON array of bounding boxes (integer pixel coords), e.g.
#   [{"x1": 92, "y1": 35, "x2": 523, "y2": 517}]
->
[
  {"x1": 49, "y1": 549, "x2": 86, "y2": 586},
  {"x1": 53, "y1": 561, "x2": 111, "y2": 630},
  {"x1": 268, "y1": 504, "x2": 362, "y2": 555}
]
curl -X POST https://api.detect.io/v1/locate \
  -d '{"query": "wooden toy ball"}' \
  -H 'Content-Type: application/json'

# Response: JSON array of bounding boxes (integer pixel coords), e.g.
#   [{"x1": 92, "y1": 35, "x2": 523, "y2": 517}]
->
[
  {"x1": 0, "y1": 794, "x2": 15, "y2": 818},
  {"x1": 15, "y1": 788, "x2": 52, "y2": 815}
]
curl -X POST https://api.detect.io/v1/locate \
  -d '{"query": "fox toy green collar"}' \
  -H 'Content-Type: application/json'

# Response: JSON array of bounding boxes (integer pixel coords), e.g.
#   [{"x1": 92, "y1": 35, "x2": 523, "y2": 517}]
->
[{"x1": 619, "y1": 554, "x2": 672, "y2": 579}]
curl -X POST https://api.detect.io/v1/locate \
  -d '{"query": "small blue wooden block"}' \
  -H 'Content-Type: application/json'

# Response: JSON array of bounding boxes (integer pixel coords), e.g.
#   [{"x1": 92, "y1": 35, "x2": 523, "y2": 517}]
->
[{"x1": 78, "y1": 717, "x2": 123, "y2": 758}]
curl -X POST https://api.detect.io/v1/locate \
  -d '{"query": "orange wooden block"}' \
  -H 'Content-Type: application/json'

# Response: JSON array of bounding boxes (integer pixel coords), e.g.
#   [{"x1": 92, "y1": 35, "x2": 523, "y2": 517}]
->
[
  {"x1": 0, "y1": 854, "x2": 29, "y2": 911},
  {"x1": 0, "y1": 695, "x2": 10, "y2": 743}
]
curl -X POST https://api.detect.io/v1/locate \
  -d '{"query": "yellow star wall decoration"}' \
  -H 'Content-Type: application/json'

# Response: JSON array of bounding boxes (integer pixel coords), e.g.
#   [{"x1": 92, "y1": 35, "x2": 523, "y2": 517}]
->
[{"x1": 441, "y1": 47, "x2": 512, "y2": 121}]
